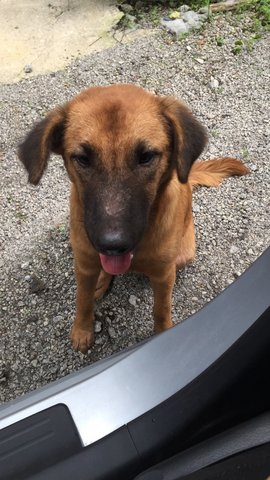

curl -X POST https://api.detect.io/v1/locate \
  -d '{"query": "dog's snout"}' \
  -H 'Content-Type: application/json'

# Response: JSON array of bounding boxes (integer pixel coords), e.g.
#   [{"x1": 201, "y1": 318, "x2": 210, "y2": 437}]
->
[
  {"x1": 97, "y1": 230, "x2": 132, "y2": 255},
  {"x1": 84, "y1": 181, "x2": 149, "y2": 257}
]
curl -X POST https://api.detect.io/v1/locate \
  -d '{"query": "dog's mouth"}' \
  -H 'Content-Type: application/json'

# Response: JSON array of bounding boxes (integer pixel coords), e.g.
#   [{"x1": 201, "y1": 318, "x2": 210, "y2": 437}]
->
[{"x1": 99, "y1": 252, "x2": 133, "y2": 275}]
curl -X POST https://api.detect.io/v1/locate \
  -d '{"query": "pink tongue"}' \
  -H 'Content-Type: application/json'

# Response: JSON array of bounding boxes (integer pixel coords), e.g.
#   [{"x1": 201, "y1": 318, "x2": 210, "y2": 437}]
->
[{"x1": 99, "y1": 253, "x2": 132, "y2": 275}]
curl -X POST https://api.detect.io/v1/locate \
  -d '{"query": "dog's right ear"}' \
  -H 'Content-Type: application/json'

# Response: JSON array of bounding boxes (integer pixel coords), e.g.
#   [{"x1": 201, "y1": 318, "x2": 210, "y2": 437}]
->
[
  {"x1": 18, "y1": 106, "x2": 66, "y2": 185},
  {"x1": 160, "y1": 97, "x2": 207, "y2": 183}
]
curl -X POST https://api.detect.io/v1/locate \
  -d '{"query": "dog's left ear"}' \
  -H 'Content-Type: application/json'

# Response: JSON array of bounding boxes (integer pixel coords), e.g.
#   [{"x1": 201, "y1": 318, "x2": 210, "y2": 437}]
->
[
  {"x1": 160, "y1": 97, "x2": 207, "y2": 183},
  {"x1": 18, "y1": 106, "x2": 66, "y2": 185}
]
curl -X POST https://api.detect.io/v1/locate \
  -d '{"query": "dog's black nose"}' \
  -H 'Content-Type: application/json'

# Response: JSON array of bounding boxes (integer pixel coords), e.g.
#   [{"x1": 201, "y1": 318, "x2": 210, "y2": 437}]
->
[{"x1": 97, "y1": 231, "x2": 132, "y2": 255}]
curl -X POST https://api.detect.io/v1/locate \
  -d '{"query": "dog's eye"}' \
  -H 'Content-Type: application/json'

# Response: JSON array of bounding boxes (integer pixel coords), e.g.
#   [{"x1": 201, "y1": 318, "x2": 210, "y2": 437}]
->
[
  {"x1": 138, "y1": 150, "x2": 158, "y2": 166},
  {"x1": 72, "y1": 155, "x2": 91, "y2": 168}
]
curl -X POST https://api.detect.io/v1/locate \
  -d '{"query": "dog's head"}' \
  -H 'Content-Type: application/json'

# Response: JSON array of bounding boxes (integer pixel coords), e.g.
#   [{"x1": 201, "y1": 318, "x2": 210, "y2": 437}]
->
[{"x1": 19, "y1": 84, "x2": 207, "y2": 274}]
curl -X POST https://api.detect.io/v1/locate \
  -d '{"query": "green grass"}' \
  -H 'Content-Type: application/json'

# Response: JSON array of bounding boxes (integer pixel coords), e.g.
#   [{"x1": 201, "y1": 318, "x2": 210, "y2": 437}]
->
[
  {"x1": 122, "y1": 0, "x2": 210, "y2": 14},
  {"x1": 123, "y1": 1, "x2": 208, "y2": 6},
  {"x1": 241, "y1": 147, "x2": 250, "y2": 159},
  {"x1": 232, "y1": 32, "x2": 262, "y2": 54},
  {"x1": 215, "y1": 35, "x2": 225, "y2": 46},
  {"x1": 237, "y1": 0, "x2": 270, "y2": 29}
]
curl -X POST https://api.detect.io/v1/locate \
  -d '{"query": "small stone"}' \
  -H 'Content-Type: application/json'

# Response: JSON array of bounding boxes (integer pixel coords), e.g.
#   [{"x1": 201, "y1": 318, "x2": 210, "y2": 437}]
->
[
  {"x1": 120, "y1": 3, "x2": 134, "y2": 14},
  {"x1": 53, "y1": 315, "x2": 63, "y2": 323},
  {"x1": 94, "y1": 320, "x2": 102, "y2": 333},
  {"x1": 0, "y1": 365, "x2": 8, "y2": 384},
  {"x1": 29, "y1": 274, "x2": 45, "y2": 294},
  {"x1": 160, "y1": 18, "x2": 189, "y2": 36},
  {"x1": 21, "y1": 262, "x2": 30, "y2": 270},
  {"x1": 25, "y1": 275, "x2": 31, "y2": 282},
  {"x1": 187, "y1": 19, "x2": 202, "y2": 30},
  {"x1": 248, "y1": 248, "x2": 254, "y2": 255},
  {"x1": 135, "y1": 1, "x2": 143, "y2": 9},
  {"x1": 24, "y1": 64, "x2": 33, "y2": 74},
  {"x1": 60, "y1": 362, "x2": 67, "y2": 372},
  {"x1": 31, "y1": 359, "x2": 38, "y2": 368},
  {"x1": 179, "y1": 5, "x2": 190, "y2": 13},
  {"x1": 209, "y1": 76, "x2": 219, "y2": 89},
  {"x1": 182, "y1": 10, "x2": 199, "y2": 22},
  {"x1": 186, "y1": 45, "x2": 192, "y2": 51},
  {"x1": 51, "y1": 366, "x2": 59, "y2": 375},
  {"x1": 233, "y1": 271, "x2": 242, "y2": 278},
  {"x1": 12, "y1": 362, "x2": 20, "y2": 372},
  {"x1": 198, "y1": 6, "x2": 210, "y2": 14},
  {"x1": 193, "y1": 204, "x2": 200, "y2": 213},
  {"x1": 108, "y1": 326, "x2": 117, "y2": 339},
  {"x1": 27, "y1": 315, "x2": 38, "y2": 323},
  {"x1": 250, "y1": 164, "x2": 257, "y2": 171},
  {"x1": 198, "y1": 13, "x2": 209, "y2": 22},
  {"x1": 129, "y1": 295, "x2": 137, "y2": 307},
  {"x1": 230, "y1": 245, "x2": 239, "y2": 254},
  {"x1": 195, "y1": 58, "x2": 204, "y2": 64},
  {"x1": 125, "y1": 13, "x2": 137, "y2": 24}
]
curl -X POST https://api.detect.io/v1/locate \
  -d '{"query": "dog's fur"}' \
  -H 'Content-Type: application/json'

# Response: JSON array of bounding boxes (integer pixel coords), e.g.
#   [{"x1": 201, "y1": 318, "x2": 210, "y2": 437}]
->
[{"x1": 18, "y1": 84, "x2": 249, "y2": 352}]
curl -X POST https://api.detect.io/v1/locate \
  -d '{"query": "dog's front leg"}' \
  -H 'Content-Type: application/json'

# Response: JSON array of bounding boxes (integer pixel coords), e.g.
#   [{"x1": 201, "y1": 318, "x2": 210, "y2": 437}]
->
[
  {"x1": 150, "y1": 266, "x2": 176, "y2": 333},
  {"x1": 71, "y1": 262, "x2": 100, "y2": 353}
]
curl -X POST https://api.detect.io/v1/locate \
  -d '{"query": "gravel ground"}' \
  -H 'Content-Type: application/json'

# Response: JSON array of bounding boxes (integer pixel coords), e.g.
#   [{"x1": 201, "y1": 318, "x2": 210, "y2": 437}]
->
[{"x1": 0, "y1": 13, "x2": 269, "y2": 403}]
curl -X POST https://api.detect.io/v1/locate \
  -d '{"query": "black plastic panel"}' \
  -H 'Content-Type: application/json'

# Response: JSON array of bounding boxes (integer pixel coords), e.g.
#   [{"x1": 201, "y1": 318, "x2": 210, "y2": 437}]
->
[
  {"x1": 178, "y1": 443, "x2": 270, "y2": 480},
  {"x1": 28, "y1": 426, "x2": 141, "y2": 480},
  {"x1": 128, "y1": 307, "x2": 270, "y2": 466},
  {"x1": 136, "y1": 444, "x2": 270, "y2": 480},
  {"x1": 134, "y1": 411, "x2": 270, "y2": 479},
  {"x1": 0, "y1": 404, "x2": 81, "y2": 480}
]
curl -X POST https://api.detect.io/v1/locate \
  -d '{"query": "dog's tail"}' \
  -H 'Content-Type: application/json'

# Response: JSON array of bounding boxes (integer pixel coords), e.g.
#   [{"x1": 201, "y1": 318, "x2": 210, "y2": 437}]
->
[{"x1": 189, "y1": 157, "x2": 249, "y2": 188}]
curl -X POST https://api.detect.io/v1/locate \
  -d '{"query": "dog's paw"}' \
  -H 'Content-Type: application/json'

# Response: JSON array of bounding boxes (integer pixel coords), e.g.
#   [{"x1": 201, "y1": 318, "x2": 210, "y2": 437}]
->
[
  {"x1": 70, "y1": 326, "x2": 94, "y2": 353},
  {"x1": 94, "y1": 270, "x2": 113, "y2": 300},
  {"x1": 154, "y1": 319, "x2": 173, "y2": 333}
]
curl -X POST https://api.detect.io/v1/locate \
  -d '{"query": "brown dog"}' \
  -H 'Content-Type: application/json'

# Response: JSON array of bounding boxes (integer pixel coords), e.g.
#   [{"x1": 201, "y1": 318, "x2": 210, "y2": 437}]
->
[{"x1": 18, "y1": 84, "x2": 248, "y2": 353}]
